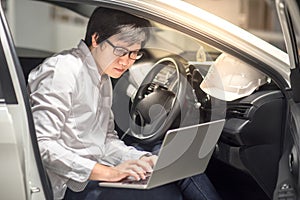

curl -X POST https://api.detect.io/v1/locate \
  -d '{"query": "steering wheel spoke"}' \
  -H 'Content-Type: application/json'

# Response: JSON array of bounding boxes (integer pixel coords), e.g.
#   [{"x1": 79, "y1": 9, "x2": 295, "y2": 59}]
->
[{"x1": 128, "y1": 56, "x2": 191, "y2": 143}]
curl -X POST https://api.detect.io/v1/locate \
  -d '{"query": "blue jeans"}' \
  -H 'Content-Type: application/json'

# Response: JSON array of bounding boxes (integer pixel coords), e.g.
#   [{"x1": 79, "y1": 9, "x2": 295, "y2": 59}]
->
[
  {"x1": 63, "y1": 181, "x2": 183, "y2": 200},
  {"x1": 63, "y1": 174, "x2": 221, "y2": 200},
  {"x1": 178, "y1": 174, "x2": 222, "y2": 200}
]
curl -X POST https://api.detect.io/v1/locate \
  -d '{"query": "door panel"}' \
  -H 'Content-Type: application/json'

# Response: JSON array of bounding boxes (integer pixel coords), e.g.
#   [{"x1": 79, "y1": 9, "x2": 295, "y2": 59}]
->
[
  {"x1": 0, "y1": 3, "x2": 52, "y2": 199},
  {"x1": 0, "y1": 104, "x2": 26, "y2": 199},
  {"x1": 274, "y1": 0, "x2": 300, "y2": 199}
]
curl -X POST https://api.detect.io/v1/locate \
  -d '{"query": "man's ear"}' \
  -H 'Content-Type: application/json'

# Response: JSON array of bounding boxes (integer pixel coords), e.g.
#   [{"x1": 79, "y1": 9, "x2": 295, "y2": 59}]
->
[{"x1": 91, "y1": 33, "x2": 99, "y2": 47}]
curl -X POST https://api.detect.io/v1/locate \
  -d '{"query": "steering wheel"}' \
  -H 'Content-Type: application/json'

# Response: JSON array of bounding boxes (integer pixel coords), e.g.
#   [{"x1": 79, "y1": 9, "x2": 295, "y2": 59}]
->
[{"x1": 127, "y1": 56, "x2": 188, "y2": 144}]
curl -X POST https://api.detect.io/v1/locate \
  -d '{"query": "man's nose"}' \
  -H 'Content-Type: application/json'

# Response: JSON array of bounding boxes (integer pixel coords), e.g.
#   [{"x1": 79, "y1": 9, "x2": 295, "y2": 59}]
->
[{"x1": 118, "y1": 55, "x2": 130, "y2": 66}]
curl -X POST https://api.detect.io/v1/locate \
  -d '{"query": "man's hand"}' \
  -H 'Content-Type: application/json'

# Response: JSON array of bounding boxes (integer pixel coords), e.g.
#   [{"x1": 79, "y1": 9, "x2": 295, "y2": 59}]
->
[
  {"x1": 89, "y1": 157, "x2": 156, "y2": 182},
  {"x1": 140, "y1": 155, "x2": 158, "y2": 168}
]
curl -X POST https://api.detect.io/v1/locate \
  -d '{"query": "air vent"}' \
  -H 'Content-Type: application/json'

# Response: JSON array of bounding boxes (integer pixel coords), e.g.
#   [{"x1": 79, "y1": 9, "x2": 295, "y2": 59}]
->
[{"x1": 226, "y1": 103, "x2": 252, "y2": 119}]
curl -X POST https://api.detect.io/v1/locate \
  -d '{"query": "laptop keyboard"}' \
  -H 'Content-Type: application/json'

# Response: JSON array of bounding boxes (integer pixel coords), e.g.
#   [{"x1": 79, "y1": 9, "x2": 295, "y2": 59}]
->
[{"x1": 121, "y1": 172, "x2": 152, "y2": 185}]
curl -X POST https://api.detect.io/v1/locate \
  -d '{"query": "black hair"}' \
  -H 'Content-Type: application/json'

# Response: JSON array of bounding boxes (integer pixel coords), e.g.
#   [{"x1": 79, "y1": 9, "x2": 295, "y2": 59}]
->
[{"x1": 84, "y1": 7, "x2": 151, "y2": 47}]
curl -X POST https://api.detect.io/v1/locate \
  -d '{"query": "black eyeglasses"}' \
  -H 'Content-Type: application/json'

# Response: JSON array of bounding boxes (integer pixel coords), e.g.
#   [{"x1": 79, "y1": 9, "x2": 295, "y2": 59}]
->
[{"x1": 106, "y1": 40, "x2": 143, "y2": 60}]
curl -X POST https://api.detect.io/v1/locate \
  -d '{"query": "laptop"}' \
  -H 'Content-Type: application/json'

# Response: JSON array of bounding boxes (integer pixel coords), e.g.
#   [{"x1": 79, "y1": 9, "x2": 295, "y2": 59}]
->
[{"x1": 99, "y1": 119, "x2": 225, "y2": 189}]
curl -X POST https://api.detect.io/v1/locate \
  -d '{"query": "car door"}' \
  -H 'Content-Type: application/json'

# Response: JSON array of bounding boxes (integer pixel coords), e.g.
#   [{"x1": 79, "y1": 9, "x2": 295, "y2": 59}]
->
[
  {"x1": 273, "y1": 0, "x2": 300, "y2": 199},
  {"x1": 0, "y1": 3, "x2": 52, "y2": 200}
]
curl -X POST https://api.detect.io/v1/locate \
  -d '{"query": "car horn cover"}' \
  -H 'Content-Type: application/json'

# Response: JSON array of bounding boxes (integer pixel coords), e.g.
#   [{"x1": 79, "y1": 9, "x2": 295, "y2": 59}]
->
[
  {"x1": 129, "y1": 56, "x2": 188, "y2": 143},
  {"x1": 200, "y1": 53, "x2": 267, "y2": 101}
]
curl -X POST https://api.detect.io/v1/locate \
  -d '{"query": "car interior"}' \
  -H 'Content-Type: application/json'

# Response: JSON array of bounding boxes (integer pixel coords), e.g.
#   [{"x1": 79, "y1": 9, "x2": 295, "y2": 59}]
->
[
  {"x1": 14, "y1": 4, "x2": 287, "y2": 200},
  {"x1": 18, "y1": 46, "x2": 285, "y2": 200}
]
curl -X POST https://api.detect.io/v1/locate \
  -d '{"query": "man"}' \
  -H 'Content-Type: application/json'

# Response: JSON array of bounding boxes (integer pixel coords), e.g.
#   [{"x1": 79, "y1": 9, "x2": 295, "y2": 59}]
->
[{"x1": 28, "y1": 7, "x2": 221, "y2": 200}]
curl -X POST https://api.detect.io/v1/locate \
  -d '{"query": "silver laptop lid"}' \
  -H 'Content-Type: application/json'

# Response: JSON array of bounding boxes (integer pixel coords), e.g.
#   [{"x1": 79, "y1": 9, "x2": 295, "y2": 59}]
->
[{"x1": 147, "y1": 119, "x2": 225, "y2": 188}]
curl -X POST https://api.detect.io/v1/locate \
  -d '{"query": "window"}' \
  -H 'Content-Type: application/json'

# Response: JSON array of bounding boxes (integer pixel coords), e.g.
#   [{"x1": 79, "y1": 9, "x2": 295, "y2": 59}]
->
[{"x1": 0, "y1": 38, "x2": 17, "y2": 104}]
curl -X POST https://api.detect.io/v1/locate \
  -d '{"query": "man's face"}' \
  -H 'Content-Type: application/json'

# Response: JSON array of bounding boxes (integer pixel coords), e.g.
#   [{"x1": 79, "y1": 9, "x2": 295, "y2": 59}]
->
[{"x1": 91, "y1": 34, "x2": 141, "y2": 79}]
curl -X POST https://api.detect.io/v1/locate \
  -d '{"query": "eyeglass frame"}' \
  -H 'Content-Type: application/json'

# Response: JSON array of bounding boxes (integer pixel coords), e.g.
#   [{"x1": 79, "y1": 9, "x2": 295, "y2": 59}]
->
[{"x1": 105, "y1": 39, "x2": 143, "y2": 60}]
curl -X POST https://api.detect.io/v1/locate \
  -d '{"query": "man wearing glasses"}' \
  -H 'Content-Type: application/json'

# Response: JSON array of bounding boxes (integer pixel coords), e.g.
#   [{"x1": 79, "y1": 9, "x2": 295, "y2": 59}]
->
[{"x1": 28, "y1": 7, "x2": 221, "y2": 200}]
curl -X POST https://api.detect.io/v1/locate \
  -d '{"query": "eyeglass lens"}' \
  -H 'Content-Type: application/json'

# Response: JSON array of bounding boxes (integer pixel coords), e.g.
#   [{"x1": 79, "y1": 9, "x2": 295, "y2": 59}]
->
[{"x1": 106, "y1": 40, "x2": 143, "y2": 60}]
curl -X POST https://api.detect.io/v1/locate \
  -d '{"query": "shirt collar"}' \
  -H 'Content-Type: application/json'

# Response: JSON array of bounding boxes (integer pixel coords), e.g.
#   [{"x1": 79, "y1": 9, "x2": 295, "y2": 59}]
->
[{"x1": 78, "y1": 40, "x2": 109, "y2": 83}]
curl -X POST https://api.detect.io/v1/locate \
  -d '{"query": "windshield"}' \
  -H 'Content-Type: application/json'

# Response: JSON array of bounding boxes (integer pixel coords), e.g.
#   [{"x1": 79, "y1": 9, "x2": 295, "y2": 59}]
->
[
  {"x1": 2, "y1": 0, "x2": 286, "y2": 54},
  {"x1": 185, "y1": 0, "x2": 286, "y2": 52},
  {"x1": 285, "y1": 0, "x2": 300, "y2": 68}
]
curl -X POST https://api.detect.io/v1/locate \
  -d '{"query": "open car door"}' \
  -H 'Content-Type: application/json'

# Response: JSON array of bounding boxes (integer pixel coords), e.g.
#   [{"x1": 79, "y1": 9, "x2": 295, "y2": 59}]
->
[
  {"x1": 0, "y1": 2, "x2": 52, "y2": 200},
  {"x1": 274, "y1": 0, "x2": 300, "y2": 199}
]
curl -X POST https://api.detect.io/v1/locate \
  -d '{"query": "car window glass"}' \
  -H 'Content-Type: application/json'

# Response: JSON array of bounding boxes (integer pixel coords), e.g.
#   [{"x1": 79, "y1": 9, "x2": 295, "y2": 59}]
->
[
  {"x1": 185, "y1": 0, "x2": 286, "y2": 52},
  {"x1": 5, "y1": 1, "x2": 88, "y2": 53},
  {"x1": 4, "y1": 0, "x2": 284, "y2": 59},
  {"x1": 4, "y1": 1, "x2": 222, "y2": 64},
  {"x1": 289, "y1": 1, "x2": 300, "y2": 59},
  {"x1": 149, "y1": 22, "x2": 221, "y2": 62},
  {"x1": 0, "y1": 38, "x2": 17, "y2": 104}
]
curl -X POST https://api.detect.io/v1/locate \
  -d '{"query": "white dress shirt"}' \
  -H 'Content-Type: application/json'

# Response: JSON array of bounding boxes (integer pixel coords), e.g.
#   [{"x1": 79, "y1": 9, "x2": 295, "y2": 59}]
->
[{"x1": 28, "y1": 40, "x2": 149, "y2": 199}]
